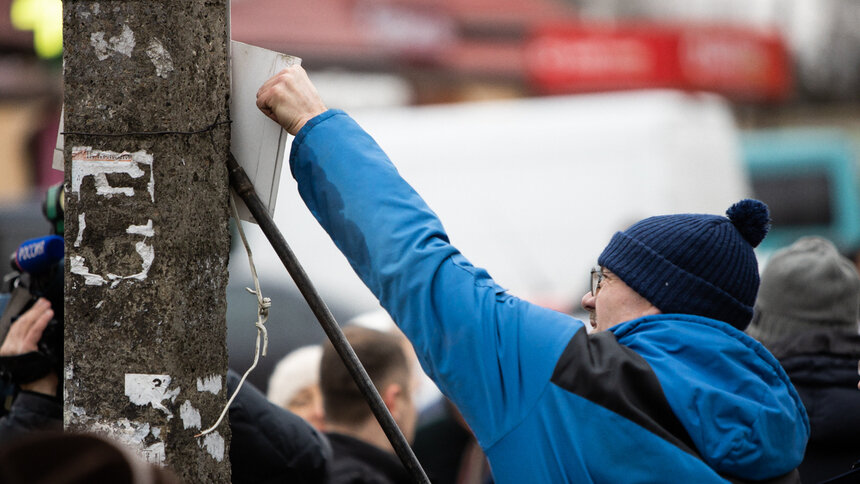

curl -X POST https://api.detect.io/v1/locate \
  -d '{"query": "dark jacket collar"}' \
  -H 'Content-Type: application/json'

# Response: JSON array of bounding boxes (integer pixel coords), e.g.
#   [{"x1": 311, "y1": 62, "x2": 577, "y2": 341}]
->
[{"x1": 326, "y1": 432, "x2": 412, "y2": 484}]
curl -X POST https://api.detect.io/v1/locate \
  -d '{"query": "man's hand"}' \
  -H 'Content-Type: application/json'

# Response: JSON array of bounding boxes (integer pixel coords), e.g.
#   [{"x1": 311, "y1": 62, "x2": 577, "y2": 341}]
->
[
  {"x1": 0, "y1": 298, "x2": 52, "y2": 357},
  {"x1": 0, "y1": 298, "x2": 57, "y2": 396},
  {"x1": 256, "y1": 65, "x2": 327, "y2": 135}
]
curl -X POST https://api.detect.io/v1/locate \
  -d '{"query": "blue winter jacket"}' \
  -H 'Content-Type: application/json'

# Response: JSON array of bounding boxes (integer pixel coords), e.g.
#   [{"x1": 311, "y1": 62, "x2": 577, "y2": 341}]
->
[{"x1": 289, "y1": 110, "x2": 810, "y2": 483}]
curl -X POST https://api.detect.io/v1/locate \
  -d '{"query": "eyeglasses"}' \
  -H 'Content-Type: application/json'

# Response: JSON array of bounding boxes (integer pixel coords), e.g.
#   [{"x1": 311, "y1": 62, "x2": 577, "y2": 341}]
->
[{"x1": 590, "y1": 266, "x2": 605, "y2": 296}]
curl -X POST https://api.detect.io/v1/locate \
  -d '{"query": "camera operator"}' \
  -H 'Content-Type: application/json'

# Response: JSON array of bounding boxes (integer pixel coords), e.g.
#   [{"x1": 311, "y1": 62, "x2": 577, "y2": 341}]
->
[{"x1": 0, "y1": 298, "x2": 62, "y2": 440}]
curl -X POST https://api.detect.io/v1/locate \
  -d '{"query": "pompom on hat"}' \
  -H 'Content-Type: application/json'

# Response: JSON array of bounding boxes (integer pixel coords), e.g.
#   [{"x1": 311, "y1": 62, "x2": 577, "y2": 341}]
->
[{"x1": 598, "y1": 199, "x2": 770, "y2": 330}]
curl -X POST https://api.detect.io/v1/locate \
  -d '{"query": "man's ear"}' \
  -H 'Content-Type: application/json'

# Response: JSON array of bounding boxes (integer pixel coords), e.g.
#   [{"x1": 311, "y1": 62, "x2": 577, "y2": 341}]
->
[{"x1": 382, "y1": 382, "x2": 403, "y2": 417}]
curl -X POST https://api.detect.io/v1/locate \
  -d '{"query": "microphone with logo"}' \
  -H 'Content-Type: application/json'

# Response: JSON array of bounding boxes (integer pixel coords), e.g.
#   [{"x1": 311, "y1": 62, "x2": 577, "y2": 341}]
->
[{"x1": 11, "y1": 235, "x2": 63, "y2": 276}]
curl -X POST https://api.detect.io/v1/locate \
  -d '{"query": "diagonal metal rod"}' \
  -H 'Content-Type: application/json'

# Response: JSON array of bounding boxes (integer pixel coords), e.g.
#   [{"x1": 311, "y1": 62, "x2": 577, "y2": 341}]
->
[{"x1": 227, "y1": 153, "x2": 430, "y2": 484}]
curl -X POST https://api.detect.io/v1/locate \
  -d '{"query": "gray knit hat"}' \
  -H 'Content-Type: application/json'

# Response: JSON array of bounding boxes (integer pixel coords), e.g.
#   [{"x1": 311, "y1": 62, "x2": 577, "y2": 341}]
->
[{"x1": 746, "y1": 236, "x2": 860, "y2": 344}]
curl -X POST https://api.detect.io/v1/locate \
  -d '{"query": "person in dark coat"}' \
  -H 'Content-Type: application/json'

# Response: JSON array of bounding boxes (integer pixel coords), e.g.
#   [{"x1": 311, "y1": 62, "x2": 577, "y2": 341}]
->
[
  {"x1": 413, "y1": 398, "x2": 493, "y2": 484},
  {"x1": 320, "y1": 326, "x2": 416, "y2": 484},
  {"x1": 747, "y1": 236, "x2": 860, "y2": 483},
  {"x1": 227, "y1": 368, "x2": 331, "y2": 484}
]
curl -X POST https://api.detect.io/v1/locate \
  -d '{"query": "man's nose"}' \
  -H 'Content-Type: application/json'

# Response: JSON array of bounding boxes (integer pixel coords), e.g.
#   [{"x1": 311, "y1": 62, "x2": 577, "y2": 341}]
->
[{"x1": 581, "y1": 292, "x2": 595, "y2": 312}]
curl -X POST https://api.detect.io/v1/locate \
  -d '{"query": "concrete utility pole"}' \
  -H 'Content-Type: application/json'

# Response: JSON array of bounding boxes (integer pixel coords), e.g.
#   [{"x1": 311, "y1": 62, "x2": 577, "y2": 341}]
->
[{"x1": 63, "y1": 2, "x2": 232, "y2": 481}]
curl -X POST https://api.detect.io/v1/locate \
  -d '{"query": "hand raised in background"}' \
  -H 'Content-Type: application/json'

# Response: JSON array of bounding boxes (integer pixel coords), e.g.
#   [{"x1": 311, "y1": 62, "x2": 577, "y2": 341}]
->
[
  {"x1": 0, "y1": 298, "x2": 57, "y2": 396},
  {"x1": 0, "y1": 298, "x2": 52, "y2": 357}
]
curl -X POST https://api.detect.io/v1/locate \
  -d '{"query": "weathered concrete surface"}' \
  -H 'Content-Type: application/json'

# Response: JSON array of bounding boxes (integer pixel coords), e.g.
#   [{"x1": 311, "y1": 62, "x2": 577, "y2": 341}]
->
[{"x1": 63, "y1": 1, "x2": 231, "y2": 481}]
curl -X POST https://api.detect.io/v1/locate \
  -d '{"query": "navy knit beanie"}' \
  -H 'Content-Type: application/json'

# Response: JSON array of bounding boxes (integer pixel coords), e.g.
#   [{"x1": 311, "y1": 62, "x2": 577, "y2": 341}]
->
[{"x1": 597, "y1": 199, "x2": 770, "y2": 330}]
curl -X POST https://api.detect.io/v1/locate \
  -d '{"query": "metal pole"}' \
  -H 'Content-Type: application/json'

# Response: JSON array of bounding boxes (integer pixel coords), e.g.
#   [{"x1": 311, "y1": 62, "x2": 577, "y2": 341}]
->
[{"x1": 227, "y1": 153, "x2": 430, "y2": 484}]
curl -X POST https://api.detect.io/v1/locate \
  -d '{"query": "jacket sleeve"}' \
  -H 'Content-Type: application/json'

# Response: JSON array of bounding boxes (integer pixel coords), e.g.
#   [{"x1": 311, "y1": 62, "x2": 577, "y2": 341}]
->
[{"x1": 289, "y1": 110, "x2": 580, "y2": 447}]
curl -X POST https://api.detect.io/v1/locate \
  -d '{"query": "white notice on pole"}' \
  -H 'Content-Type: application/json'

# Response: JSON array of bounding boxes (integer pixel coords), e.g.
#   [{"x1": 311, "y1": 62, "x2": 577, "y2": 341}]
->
[{"x1": 229, "y1": 41, "x2": 300, "y2": 223}]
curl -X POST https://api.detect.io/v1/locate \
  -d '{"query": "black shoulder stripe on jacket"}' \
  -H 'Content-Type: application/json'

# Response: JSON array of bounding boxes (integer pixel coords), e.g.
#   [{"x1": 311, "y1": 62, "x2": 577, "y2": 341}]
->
[{"x1": 551, "y1": 328, "x2": 700, "y2": 457}]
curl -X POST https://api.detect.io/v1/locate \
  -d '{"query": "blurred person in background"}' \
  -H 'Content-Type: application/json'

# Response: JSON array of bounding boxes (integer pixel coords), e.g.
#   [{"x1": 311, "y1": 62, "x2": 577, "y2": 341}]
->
[
  {"x1": 413, "y1": 397, "x2": 493, "y2": 484},
  {"x1": 0, "y1": 432, "x2": 180, "y2": 484},
  {"x1": 846, "y1": 247, "x2": 860, "y2": 281},
  {"x1": 348, "y1": 311, "x2": 490, "y2": 483},
  {"x1": 228, "y1": 364, "x2": 331, "y2": 484},
  {"x1": 267, "y1": 344, "x2": 326, "y2": 431},
  {"x1": 257, "y1": 65, "x2": 809, "y2": 483},
  {"x1": 0, "y1": 298, "x2": 60, "y2": 441},
  {"x1": 320, "y1": 325, "x2": 416, "y2": 484},
  {"x1": 747, "y1": 236, "x2": 860, "y2": 483},
  {"x1": 348, "y1": 310, "x2": 442, "y2": 413}
]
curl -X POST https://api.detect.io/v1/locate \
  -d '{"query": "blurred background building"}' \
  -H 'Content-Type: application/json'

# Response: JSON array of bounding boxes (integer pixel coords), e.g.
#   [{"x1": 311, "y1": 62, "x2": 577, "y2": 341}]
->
[
  {"x1": 4, "y1": 0, "x2": 860, "y2": 191},
  {"x1": 2, "y1": 0, "x2": 859, "y2": 390}
]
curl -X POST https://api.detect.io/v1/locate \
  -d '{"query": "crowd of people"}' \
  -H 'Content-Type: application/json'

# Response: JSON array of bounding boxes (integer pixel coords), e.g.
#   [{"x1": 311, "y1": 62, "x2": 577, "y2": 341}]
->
[{"x1": 1, "y1": 65, "x2": 859, "y2": 483}]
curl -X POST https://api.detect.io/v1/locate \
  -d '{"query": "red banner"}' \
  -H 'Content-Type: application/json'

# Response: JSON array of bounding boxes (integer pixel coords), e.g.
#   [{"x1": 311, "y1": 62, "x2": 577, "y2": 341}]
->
[{"x1": 525, "y1": 23, "x2": 791, "y2": 102}]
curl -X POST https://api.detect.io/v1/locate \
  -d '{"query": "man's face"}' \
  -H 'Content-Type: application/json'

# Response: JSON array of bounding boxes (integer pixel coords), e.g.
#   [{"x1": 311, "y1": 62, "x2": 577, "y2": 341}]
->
[
  {"x1": 287, "y1": 384, "x2": 325, "y2": 431},
  {"x1": 581, "y1": 267, "x2": 660, "y2": 332}
]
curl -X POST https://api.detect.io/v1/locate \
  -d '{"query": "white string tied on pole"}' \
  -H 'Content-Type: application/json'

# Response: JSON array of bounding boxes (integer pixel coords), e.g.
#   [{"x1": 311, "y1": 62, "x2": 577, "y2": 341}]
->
[
  {"x1": 196, "y1": 194, "x2": 270, "y2": 438},
  {"x1": 246, "y1": 286, "x2": 271, "y2": 357}
]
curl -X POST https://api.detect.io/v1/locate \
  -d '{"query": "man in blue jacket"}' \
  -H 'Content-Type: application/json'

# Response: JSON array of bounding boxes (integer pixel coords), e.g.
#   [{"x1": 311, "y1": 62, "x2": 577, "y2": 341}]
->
[{"x1": 256, "y1": 66, "x2": 809, "y2": 483}]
